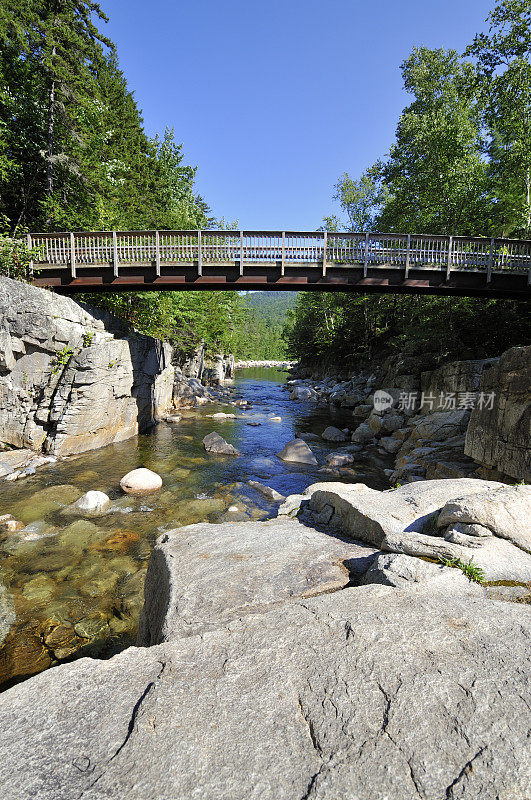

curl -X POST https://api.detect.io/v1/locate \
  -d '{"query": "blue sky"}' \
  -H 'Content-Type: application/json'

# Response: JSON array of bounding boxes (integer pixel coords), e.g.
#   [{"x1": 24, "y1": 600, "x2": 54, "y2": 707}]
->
[{"x1": 103, "y1": 0, "x2": 493, "y2": 230}]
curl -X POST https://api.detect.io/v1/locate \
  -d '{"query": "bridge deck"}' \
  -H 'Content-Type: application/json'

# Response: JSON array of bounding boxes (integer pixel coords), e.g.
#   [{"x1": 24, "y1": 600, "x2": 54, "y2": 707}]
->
[{"x1": 23, "y1": 230, "x2": 531, "y2": 298}]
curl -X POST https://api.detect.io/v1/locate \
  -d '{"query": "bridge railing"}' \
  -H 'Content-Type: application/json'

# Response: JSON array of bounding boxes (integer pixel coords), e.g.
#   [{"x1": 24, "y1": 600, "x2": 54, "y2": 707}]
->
[{"x1": 28, "y1": 230, "x2": 531, "y2": 278}]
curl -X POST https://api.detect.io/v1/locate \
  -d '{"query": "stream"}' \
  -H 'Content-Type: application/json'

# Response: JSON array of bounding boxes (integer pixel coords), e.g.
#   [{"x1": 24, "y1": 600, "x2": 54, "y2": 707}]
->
[{"x1": 0, "y1": 367, "x2": 391, "y2": 690}]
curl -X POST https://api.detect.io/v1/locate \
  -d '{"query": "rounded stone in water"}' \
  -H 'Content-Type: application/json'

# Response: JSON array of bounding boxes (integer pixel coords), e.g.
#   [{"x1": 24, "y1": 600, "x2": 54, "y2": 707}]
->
[{"x1": 120, "y1": 468, "x2": 163, "y2": 495}]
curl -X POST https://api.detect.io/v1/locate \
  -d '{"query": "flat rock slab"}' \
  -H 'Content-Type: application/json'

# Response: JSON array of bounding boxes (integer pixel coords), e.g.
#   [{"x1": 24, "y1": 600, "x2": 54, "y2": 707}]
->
[
  {"x1": 1, "y1": 589, "x2": 530, "y2": 800},
  {"x1": 138, "y1": 518, "x2": 376, "y2": 645}
]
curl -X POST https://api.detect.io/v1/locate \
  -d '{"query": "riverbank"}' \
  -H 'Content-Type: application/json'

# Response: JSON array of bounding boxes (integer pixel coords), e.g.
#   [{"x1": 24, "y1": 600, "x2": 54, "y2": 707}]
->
[
  {"x1": 234, "y1": 359, "x2": 296, "y2": 369},
  {"x1": 286, "y1": 343, "x2": 531, "y2": 485},
  {"x1": 1, "y1": 476, "x2": 530, "y2": 799}
]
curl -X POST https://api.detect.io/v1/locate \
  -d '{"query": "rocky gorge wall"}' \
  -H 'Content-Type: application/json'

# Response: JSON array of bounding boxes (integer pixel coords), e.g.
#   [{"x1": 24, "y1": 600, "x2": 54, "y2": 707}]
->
[
  {"x1": 0, "y1": 277, "x2": 174, "y2": 457},
  {"x1": 289, "y1": 343, "x2": 530, "y2": 483}
]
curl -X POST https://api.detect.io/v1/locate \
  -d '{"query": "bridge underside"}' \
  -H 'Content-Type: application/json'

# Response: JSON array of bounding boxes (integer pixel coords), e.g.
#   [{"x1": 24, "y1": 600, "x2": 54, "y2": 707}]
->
[{"x1": 33, "y1": 263, "x2": 530, "y2": 299}]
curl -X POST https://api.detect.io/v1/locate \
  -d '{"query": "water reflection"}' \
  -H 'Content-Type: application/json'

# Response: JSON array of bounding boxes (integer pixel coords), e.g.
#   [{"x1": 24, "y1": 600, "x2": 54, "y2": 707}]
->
[{"x1": 0, "y1": 367, "x2": 390, "y2": 689}]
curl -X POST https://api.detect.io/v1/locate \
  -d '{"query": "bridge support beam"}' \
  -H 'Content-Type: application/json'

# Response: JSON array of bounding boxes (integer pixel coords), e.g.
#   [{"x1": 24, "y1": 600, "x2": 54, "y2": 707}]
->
[
  {"x1": 70, "y1": 232, "x2": 76, "y2": 279},
  {"x1": 113, "y1": 231, "x2": 119, "y2": 278},
  {"x1": 197, "y1": 230, "x2": 202, "y2": 277}
]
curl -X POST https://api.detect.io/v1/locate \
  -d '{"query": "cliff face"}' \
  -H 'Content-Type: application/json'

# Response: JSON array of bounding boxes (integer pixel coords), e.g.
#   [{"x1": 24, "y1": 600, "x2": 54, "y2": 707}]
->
[
  {"x1": 0, "y1": 277, "x2": 174, "y2": 456},
  {"x1": 465, "y1": 346, "x2": 531, "y2": 483}
]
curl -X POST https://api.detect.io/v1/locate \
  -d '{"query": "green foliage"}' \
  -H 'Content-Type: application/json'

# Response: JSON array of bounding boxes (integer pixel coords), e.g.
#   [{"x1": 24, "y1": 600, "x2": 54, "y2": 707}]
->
[
  {"x1": 0, "y1": 228, "x2": 38, "y2": 280},
  {"x1": 284, "y1": 292, "x2": 530, "y2": 366},
  {"x1": 466, "y1": 0, "x2": 531, "y2": 237},
  {"x1": 50, "y1": 346, "x2": 74, "y2": 375},
  {"x1": 438, "y1": 556, "x2": 487, "y2": 584},
  {"x1": 378, "y1": 47, "x2": 489, "y2": 235},
  {"x1": 82, "y1": 331, "x2": 95, "y2": 347},
  {"x1": 231, "y1": 292, "x2": 298, "y2": 360},
  {"x1": 332, "y1": 166, "x2": 388, "y2": 232},
  {"x1": 0, "y1": 3, "x2": 209, "y2": 233}
]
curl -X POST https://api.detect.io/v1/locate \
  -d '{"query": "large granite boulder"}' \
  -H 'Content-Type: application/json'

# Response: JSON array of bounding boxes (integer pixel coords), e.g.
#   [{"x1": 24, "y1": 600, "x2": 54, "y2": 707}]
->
[
  {"x1": 0, "y1": 585, "x2": 529, "y2": 800},
  {"x1": 137, "y1": 518, "x2": 376, "y2": 644},
  {"x1": 0, "y1": 276, "x2": 173, "y2": 456},
  {"x1": 304, "y1": 479, "x2": 503, "y2": 546},
  {"x1": 437, "y1": 484, "x2": 531, "y2": 553},
  {"x1": 465, "y1": 345, "x2": 531, "y2": 482},
  {"x1": 303, "y1": 478, "x2": 531, "y2": 581}
]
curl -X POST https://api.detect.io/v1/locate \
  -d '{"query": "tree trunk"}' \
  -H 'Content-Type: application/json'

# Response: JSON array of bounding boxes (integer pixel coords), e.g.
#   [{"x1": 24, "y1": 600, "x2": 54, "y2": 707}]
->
[
  {"x1": 46, "y1": 45, "x2": 57, "y2": 203},
  {"x1": 46, "y1": 81, "x2": 55, "y2": 198}
]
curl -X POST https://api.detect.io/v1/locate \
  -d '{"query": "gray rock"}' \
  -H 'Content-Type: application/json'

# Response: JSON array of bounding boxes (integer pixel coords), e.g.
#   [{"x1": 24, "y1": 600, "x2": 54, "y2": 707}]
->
[
  {"x1": 303, "y1": 478, "x2": 531, "y2": 581},
  {"x1": 138, "y1": 518, "x2": 377, "y2": 644},
  {"x1": 62, "y1": 490, "x2": 111, "y2": 516},
  {"x1": 325, "y1": 452, "x2": 355, "y2": 467},
  {"x1": 247, "y1": 480, "x2": 285, "y2": 502},
  {"x1": 1, "y1": 588, "x2": 530, "y2": 800},
  {"x1": 361, "y1": 552, "x2": 483, "y2": 594},
  {"x1": 276, "y1": 438, "x2": 318, "y2": 465},
  {"x1": 352, "y1": 403, "x2": 372, "y2": 418},
  {"x1": 203, "y1": 431, "x2": 240, "y2": 456},
  {"x1": 412, "y1": 410, "x2": 470, "y2": 441},
  {"x1": 0, "y1": 577, "x2": 15, "y2": 646},
  {"x1": 321, "y1": 426, "x2": 347, "y2": 442},
  {"x1": 464, "y1": 346, "x2": 530, "y2": 482},
  {"x1": 306, "y1": 478, "x2": 504, "y2": 547},
  {"x1": 445, "y1": 521, "x2": 493, "y2": 537},
  {"x1": 289, "y1": 385, "x2": 317, "y2": 401},
  {"x1": 295, "y1": 431, "x2": 321, "y2": 441},
  {"x1": 379, "y1": 436, "x2": 402, "y2": 454},
  {"x1": 277, "y1": 494, "x2": 306, "y2": 517},
  {"x1": 351, "y1": 422, "x2": 374, "y2": 444},
  {"x1": 0, "y1": 276, "x2": 174, "y2": 455},
  {"x1": 438, "y1": 484, "x2": 531, "y2": 553}
]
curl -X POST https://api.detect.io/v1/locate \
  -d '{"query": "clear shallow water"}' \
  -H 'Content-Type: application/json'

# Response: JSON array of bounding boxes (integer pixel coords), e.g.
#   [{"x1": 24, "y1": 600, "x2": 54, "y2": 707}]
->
[{"x1": 0, "y1": 367, "x2": 390, "y2": 689}]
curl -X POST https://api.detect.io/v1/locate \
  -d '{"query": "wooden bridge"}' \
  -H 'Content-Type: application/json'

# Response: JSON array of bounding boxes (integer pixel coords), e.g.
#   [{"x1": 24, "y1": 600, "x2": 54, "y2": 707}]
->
[{"x1": 26, "y1": 230, "x2": 531, "y2": 298}]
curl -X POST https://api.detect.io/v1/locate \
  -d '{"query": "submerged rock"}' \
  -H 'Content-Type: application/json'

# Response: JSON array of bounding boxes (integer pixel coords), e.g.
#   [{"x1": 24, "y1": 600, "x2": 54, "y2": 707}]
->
[
  {"x1": 325, "y1": 452, "x2": 355, "y2": 468},
  {"x1": 120, "y1": 468, "x2": 163, "y2": 495},
  {"x1": 247, "y1": 480, "x2": 285, "y2": 502},
  {"x1": 276, "y1": 438, "x2": 318, "y2": 466},
  {"x1": 0, "y1": 514, "x2": 24, "y2": 535}
]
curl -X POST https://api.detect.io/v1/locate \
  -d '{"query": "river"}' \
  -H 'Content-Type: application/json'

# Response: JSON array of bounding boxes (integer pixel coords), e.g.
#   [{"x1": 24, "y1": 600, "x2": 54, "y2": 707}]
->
[{"x1": 0, "y1": 367, "x2": 390, "y2": 689}]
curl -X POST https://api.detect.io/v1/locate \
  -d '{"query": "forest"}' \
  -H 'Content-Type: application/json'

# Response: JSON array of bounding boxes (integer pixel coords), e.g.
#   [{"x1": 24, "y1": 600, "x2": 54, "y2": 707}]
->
[
  {"x1": 0, "y1": 0, "x2": 529, "y2": 363},
  {"x1": 286, "y1": 0, "x2": 531, "y2": 367}
]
